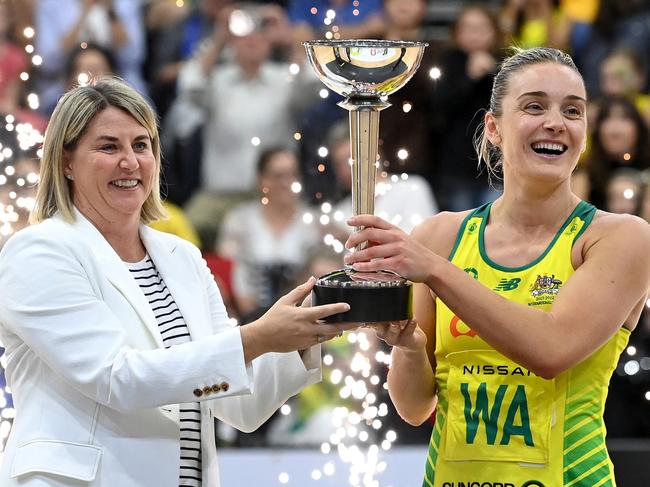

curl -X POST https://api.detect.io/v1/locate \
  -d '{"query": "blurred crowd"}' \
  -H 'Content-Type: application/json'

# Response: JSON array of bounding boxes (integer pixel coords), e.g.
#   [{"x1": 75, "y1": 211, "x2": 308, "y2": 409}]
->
[{"x1": 1, "y1": 0, "x2": 650, "y2": 448}]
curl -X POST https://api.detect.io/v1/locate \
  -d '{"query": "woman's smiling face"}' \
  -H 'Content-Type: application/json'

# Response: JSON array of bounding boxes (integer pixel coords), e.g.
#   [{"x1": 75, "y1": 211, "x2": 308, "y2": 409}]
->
[
  {"x1": 598, "y1": 104, "x2": 639, "y2": 160},
  {"x1": 64, "y1": 106, "x2": 156, "y2": 228},
  {"x1": 485, "y1": 62, "x2": 587, "y2": 183}
]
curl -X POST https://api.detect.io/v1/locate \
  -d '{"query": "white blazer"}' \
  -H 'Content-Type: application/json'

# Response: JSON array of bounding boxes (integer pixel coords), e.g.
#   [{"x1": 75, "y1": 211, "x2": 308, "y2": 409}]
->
[{"x1": 0, "y1": 210, "x2": 321, "y2": 486}]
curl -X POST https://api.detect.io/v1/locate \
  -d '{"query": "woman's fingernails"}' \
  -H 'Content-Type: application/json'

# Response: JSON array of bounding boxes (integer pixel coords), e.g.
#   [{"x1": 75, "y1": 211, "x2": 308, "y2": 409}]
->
[{"x1": 343, "y1": 254, "x2": 351, "y2": 264}]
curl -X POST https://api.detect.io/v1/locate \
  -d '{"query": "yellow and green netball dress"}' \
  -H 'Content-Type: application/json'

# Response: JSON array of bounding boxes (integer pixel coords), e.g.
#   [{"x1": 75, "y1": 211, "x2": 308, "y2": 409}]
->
[{"x1": 425, "y1": 201, "x2": 629, "y2": 487}]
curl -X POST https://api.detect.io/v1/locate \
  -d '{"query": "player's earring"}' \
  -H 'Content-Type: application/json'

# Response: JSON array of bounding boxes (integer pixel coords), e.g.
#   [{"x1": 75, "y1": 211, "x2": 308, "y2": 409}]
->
[{"x1": 65, "y1": 173, "x2": 74, "y2": 180}]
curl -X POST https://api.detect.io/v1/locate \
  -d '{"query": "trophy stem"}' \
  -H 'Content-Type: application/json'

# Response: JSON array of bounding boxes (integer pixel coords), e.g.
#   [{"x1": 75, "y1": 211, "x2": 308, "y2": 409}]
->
[{"x1": 340, "y1": 99, "x2": 390, "y2": 251}]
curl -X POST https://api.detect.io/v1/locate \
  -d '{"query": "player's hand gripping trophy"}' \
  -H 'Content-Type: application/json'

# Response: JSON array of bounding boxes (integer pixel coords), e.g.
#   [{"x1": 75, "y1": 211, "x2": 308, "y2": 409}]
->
[{"x1": 303, "y1": 40, "x2": 427, "y2": 323}]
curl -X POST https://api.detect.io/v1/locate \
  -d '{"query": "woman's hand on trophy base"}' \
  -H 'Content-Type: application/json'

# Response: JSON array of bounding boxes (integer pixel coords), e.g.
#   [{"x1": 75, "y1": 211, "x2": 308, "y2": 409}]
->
[{"x1": 242, "y1": 277, "x2": 358, "y2": 362}]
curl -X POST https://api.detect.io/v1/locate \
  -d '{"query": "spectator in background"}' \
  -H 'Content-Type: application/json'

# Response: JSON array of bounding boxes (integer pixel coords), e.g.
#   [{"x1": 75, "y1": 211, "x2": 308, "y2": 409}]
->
[
  {"x1": 577, "y1": 96, "x2": 650, "y2": 208},
  {"x1": 145, "y1": 0, "x2": 231, "y2": 118},
  {"x1": 599, "y1": 48, "x2": 650, "y2": 125},
  {"x1": 218, "y1": 147, "x2": 319, "y2": 323},
  {"x1": 36, "y1": 0, "x2": 147, "y2": 113},
  {"x1": 147, "y1": 0, "x2": 233, "y2": 208},
  {"x1": 605, "y1": 168, "x2": 645, "y2": 216},
  {"x1": 173, "y1": 2, "x2": 318, "y2": 249},
  {"x1": 378, "y1": 0, "x2": 439, "y2": 184},
  {"x1": 500, "y1": 0, "x2": 570, "y2": 50},
  {"x1": 573, "y1": 0, "x2": 650, "y2": 97},
  {"x1": 65, "y1": 42, "x2": 116, "y2": 89},
  {"x1": 431, "y1": 4, "x2": 502, "y2": 211}
]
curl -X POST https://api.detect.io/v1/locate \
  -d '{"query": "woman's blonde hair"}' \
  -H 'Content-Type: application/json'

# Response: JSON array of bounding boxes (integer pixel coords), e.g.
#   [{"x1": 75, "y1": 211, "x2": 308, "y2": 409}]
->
[
  {"x1": 31, "y1": 76, "x2": 167, "y2": 224},
  {"x1": 474, "y1": 47, "x2": 584, "y2": 182}
]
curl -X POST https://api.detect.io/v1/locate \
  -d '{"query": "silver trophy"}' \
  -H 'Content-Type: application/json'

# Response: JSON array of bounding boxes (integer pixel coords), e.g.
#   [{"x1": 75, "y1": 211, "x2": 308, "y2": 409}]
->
[{"x1": 304, "y1": 39, "x2": 427, "y2": 323}]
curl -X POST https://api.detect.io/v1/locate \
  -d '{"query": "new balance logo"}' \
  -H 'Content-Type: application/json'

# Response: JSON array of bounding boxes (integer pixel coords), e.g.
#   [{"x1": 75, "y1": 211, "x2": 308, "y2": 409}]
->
[{"x1": 493, "y1": 278, "x2": 521, "y2": 291}]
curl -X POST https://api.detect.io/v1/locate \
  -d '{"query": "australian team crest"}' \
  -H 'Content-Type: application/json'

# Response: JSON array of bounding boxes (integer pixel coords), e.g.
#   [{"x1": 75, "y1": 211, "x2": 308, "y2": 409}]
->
[
  {"x1": 528, "y1": 274, "x2": 563, "y2": 307},
  {"x1": 530, "y1": 274, "x2": 562, "y2": 296}
]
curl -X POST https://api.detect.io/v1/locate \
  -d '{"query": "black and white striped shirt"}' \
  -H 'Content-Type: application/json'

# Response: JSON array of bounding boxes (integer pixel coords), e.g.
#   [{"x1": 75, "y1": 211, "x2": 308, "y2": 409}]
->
[{"x1": 126, "y1": 256, "x2": 202, "y2": 487}]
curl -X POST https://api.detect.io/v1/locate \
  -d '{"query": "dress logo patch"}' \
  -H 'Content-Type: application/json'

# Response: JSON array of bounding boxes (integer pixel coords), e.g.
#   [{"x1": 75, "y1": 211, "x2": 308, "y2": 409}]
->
[
  {"x1": 528, "y1": 274, "x2": 563, "y2": 307},
  {"x1": 530, "y1": 274, "x2": 562, "y2": 296},
  {"x1": 493, "y1": 277, "x2": 522, "y2": 292}
]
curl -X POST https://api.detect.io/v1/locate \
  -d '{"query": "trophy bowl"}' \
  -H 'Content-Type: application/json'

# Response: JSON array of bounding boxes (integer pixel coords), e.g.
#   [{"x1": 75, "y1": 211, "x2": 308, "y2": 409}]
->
[
  {"x1": 303, "y1": 39, "x2": 427, "y2": 99},
  {"x1": 303, "y1": 39, "x2": 427, "y2": 323}
]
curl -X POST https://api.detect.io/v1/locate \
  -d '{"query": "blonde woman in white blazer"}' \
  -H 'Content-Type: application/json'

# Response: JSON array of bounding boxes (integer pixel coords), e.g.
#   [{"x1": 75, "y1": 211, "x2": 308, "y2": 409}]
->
[{"x1": 0, "y1": 77, "x2": 353, "y2": 487}]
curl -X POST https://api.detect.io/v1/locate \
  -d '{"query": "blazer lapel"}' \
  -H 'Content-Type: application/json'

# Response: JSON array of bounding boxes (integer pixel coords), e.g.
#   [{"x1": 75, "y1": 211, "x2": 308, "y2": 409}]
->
[
  {"x1": 68, "y1": 210, "x2": 164, "y2": 348},
  {"x1": 141, "y1": 227, "x2": 209, "y2": 341}
]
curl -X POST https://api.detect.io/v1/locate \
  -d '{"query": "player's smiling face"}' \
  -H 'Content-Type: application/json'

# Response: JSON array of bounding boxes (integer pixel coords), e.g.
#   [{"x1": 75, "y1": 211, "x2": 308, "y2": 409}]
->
[{"x1": 486, "y1": 62, "x2": 587, "y2": 183}]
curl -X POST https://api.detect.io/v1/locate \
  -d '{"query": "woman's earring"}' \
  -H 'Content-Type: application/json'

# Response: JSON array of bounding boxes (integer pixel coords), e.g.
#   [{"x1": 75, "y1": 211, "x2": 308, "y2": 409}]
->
[{"x1": 65, "y1": 173, "x2": 74, "y2": 180}]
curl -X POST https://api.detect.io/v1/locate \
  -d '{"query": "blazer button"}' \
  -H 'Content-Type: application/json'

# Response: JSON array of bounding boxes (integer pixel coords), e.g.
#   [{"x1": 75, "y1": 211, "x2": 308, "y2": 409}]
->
[
  {"x1": 220, "y1": 382, "x2": 229, "y2": 392},
  {"x1": 211, "y1": 384, "x2": 221, "y2": 393},
  {"x1": 193, "y1": 388, "x2": 203, "y2": 397},
  {"x1": 203, "y1": 386, "x2": 212, "y2": 395}
]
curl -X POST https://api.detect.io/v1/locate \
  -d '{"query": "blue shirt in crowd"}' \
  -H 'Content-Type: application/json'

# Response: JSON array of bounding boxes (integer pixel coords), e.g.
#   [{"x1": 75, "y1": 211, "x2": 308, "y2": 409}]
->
[{"x1": 288, "y1": 0, "x2": 382, "y2": 28}]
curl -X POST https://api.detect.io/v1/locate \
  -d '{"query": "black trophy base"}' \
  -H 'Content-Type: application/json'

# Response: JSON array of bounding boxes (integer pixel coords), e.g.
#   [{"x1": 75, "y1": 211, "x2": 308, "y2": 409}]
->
[{"x1": 312, "y1": 268, "x2": 413, "y2": 323}]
